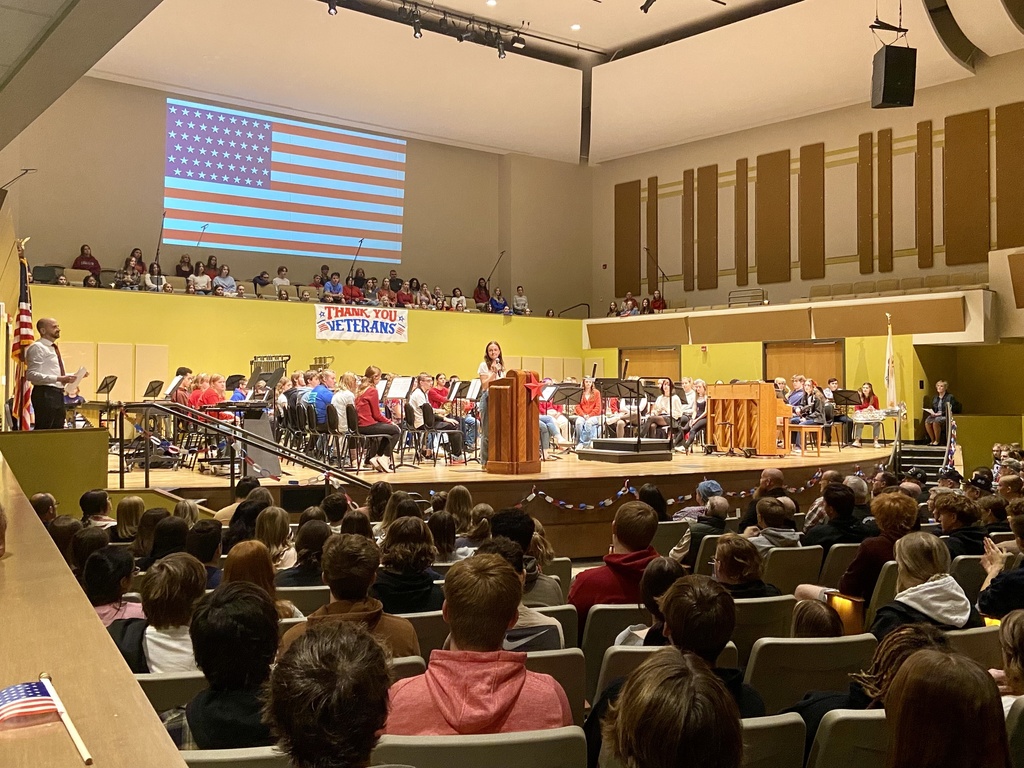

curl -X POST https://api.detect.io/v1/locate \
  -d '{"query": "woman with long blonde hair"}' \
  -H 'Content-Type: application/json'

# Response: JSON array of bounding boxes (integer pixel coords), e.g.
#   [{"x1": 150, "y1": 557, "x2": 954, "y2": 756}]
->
[
  {"x1": 355, "y1": 365, "x2": 400, "y2": 472},
  {"x1": 255, "y1": 506, "x2": 297, "y2": 569},
  {"x1": 112, "y1": 496, "x2": 145, "y2": 543}
]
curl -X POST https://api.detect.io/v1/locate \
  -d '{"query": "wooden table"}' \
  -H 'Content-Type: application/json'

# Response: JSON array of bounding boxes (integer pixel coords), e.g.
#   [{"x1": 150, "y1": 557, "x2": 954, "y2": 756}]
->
[{"x1": 0, "y1": 450, "x2": 187, "y2": 767}]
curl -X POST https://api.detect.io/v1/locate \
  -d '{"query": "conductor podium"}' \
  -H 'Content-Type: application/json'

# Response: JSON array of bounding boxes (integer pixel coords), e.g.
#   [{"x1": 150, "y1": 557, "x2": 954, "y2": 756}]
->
[
  {"x1": 486, "y1": 370, "x2": 542, "y2": 475},
  {"x1": 707, "y1": 382, "x2": 793, "y2": 457}
]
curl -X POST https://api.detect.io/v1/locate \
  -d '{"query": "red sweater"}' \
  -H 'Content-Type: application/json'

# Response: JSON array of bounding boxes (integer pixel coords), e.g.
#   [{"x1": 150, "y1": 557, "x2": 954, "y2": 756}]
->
[
  {"x1": 197, "y1": 387, "x2": 233, "y2": 421},
  {"x1": 838, "y1": 533, "x2": 897, "y2": 599},
  {"x1": 384, "y1": 650, "x2": 572, "y2": 736},
  {"x1": 576, "y1": 391, "x2": 602, "y2": 418},
  {"x1": 356, "y1": 388, "x2": 389, "y2": 426},
  {"x1": 568, "y1": 547, "x2": 659, "y2": 642},
  {"x1": 428, "y1": 386, "x2": 448, "y2": 409},
  {"x1": 856, "y1": 394, "x2": 879, "y2": 411},
  {"x1": 343, "y1": 284, "x2": 364, "y2": 302}
]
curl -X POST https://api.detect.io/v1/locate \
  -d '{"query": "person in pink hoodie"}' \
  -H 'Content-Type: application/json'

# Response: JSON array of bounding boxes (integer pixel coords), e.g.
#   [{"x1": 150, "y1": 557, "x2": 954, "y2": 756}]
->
[
  {"x1": 384, "y1": 554, "x2": 572, "y2": 736},
  {"x1": 568, "y1": 501, "x2": 660, "y2": 644}
]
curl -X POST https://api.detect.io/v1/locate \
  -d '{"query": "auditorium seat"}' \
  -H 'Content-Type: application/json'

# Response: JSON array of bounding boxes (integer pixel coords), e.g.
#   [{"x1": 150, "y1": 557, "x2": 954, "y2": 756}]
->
[
  {"x1": 805, "y1": 709, "x2": 888, "y2": 768},
  {"x1": 651, "y1": 519, "x2": 689, "y2": 557},
  {"x1": 950, "y1": 555, "x2": 987, "y2": 603},
  {"x1": 277, "y1": 617, "x2": 304, "y2": 639},
  {"x1": 874, "y1": 279, "x2": 900, "y2": 294},
  {"x1": 547, "y1": 557, "x2": 572, "y2": 601},
  {"x1": 371, "y1": 726, "x2": 587, "y2": 768},
  {"x1": 391, "y1": 655, "x2": 427, "y2": 681},
  {"x1": 809, "y1": 285, "x2": 831, "y2": 301},
  {"x1": 276, "y1": 585, "x2": 330, "y2": 615},
  {"x1": 694, "y1": 534, "x2": 723, "y2": 576},
  {"x1": 732, "y1": 595, "x2": 797, "y2": 666},
  {"x1": 581, "y1": 604, "x2": 648, "y2": 701},
  {"x1": 923, "y1": 274, "x2": 950, "y2": 289},
  {"x1": 743, "y1": 634, "x2": 878, "y2": 714},
  {"x1": 899, "y1": 276, "x2": 924, "y2": 291},
  {"x1": 945, "y1": 625, "x2": 1003, "y2": 670},
  {"x1": 65, "y1": 268, "x2": 95, "y2": 285},
  {"x1": 592, "y1": 641, "x2": 739, "y2": 703},
  {"x1": 829, "y1": 283, "x2": 853, "y2": 297},
  {"x1": 183, "y1": 747, "x2": 290, "y2": 767},
  {"x1": 949, "y1": 271, "x2": 974, "y2": 287},
  {"x1": 1008, "y1": 697, "x2": 1024, "y2": 768},
  {"x1": 430, "y1": 561, "x2": 453, "y2": 577},
  {"x1": 402, "y1": 610, "x2": 448, "y2": 658},
  {"x1": 762, "y1": 546, "x2": 823, "y2": 594},
  {"x1": 864, "y1": 561, "x2": 898, "y2": 627},
  {"x1": 135, "y1": 670, "x2": 207, "y2": 712},
  {"x1": 535, "y1": 604, "x2": 579, "y2": 648},
  {"x1": 851, "y1": 281, "x2": 875, "y2": 295},
  {"x1": 524, "y1": 648, "x2": 586, "y2": 725},
  {"x1": 166, "y1": 275, "x2": 188, "y2": 292},
  {"x1": 817, "y1": 543, "x2": 861, "y2": 589},
  {"x1": 740, "y1": 713, "x2": 806, "y2": 768}
]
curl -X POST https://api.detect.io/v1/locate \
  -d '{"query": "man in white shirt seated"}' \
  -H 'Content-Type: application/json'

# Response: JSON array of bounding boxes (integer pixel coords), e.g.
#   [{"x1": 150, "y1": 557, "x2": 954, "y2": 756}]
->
[{"x1": 272, "y1": 266, "x2": 290, "y2": 287}]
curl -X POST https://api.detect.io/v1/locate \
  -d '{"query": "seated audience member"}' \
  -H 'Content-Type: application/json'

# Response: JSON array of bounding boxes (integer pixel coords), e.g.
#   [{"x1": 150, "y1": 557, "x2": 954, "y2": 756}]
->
[
  {"x1": 252, "y1": 271, "x2": 272, "y2": 295},
  {"x1": 276, "y1": 288, "x2": 289, "y2": 301},
  {"x1": 784, "y1": 624, "x2": 951, "y2": 758},
  {"x1": 271, "y1": 266, "x2": 290, "y2": 287},
  {"x1": 739, "y1": 469, "x2": 800, "y2": 529},
  {"x1": 842, "y1": 475, "x2": 873, "y2": 522},
  {"x1": 965, "y1": 473, "x2": 995, "y2": 502},
  {"x1": 395, "y1": 280, "x2": 414, "y2": 307},
  {"x1": 279, "y1": 533, "x2": 419, "y2": 657},
  {"x1": 185, "y1": 519, "x2": 223, "y2": 589},
  {"x1": 373, "y1": 490, "x2": 418, "y2": 539},
  {"x1": 933, "y1": 492, "x2": 988, "y2": 558},
  {"x1": 979, "y1": 496, "x2": 1011, "y2": 535},
  {"x1": 276, "y1": 520, "x2": 332, "y2": 587},
  {"x1": 255, "y1": 506, "x2": 297, "y2": 570},
  {"x1": 475, "y1": 538, "x2": 563, "y2": 651},
  {"x1": 323, "y1": 272, "x2": 344, "y2": 298},
  {"x1": 586, "y1": 575, "x2": 762, "y2": 768},
  {"x1": 131, "y1": 508, "x2": 170, "y2": 559},
  {"x1": 615, "y1": 556, "x2": 686, "y2": 647},
  {"x1": 427, "y1": 510, "x2": 457, "y2": 563},
  {"x1": 568, "y1": 501, "x2": 660, "y2": 639},
  {"x1": 606, "y1": 301, "x2": 619, "y2": 317},
  {"x1": 998, "y1": 474, "x2": 1024, "y2": 504},
  {"x1": 144, "y1": 262, "x2": 166, "y2": 291},
  {"x1": 83, "y1": 546, "x2": 146, "y2": 626},
  {"x1": 213, "y1": 476, "x2": 260, "y2": 523},
  {"x1": 978, "y1": 531, "x2": 1024, "y2": 618},
  {"x1": 801, "y1": 484, "x2": 869, "y2": 555},
  {"x1": 222, "y1": 493, "x2": 273, "y2": 553},
  {"x1": 490, "y1": 507, "x2": 563, "y2": 606},
  {"x1": 172, "y1": 499, "x2": 200, "y2": 528},
  {"x1": 31, "y1": 492, "x2": 58, "y2": 525},
  {"x1": 512, "y1": 285, "x2": 530, "y2": 315},
  {"x1": 343, "y1": 275, "x2": 365, "y2": 304},
  {"x1": 48, "y1": 515, "x2": 83, "y2": 567},
  {"x1": 174, "y1": 254, "x2": 192, "y2": 277},
  {"x1": 488, "y1": 287, "x2": 510, "y2": 314},
  {"x1": 790, "y1": 599, "x2": 843, "y2": 638},
  {"x1": 886, "y1": 650, "x2": 1011, "y2": 768},
  {"x1": 80, "y1": 488, "x2": 117, "y2": 529},
  {"x1": 73, "y1": 244, "x2": 101, "y2": 274},
  {"x1": 188, "y1": 262, "x2": 212, "y2": 294},
  {"x1": 638, "y1": 297, "x2": 653, "y2": 314},
  {"x1": 338, "y1": 510, "x2": 372, "y2": 539},
  {"x1": 385, "y1": 554, "x2": 572, "y2": 735},
  {"x1": 994, "y1": 609, "x2": 1024, "y2": 716},
  {"x1": 673, "y1": 479, "x2": 721, "y2": 522},
  {"x1": 223, "y1": 540, "x2": 303, "y2": 619},
  {"x1": 110, "y1": 495, "x2": 144, "y2": 544},
  {"x1": 161, "y1": 583, "x2": 277, "y2": 750},
  {"x1": 651, "y1": 289, "x2": 667, "y2": 312},
  {"x1": 445, "y1": 483, "x2": 473, "y2": 531},
  {"x1": 266, "y1": 623, "x2": 391, "y2": 768},
  {"x1": 83, "y1": 274, "x2": 100, "y2": 288},
  {"x1": 803, "y1": 470, "x2": 845, "y2": 529},
  {"x1": 212, "y1": 265, "x2": 236, "y2": 294},
  {"x1": 137, "y1": 516, "x2": 189, "y2": 571},
  {"x1": 870, "y1": 531, "x2": 984, "y2": 641},
  {"x1": 602, "y1": 649, "x2": 743, "y2": 768},
  {"x1": 454, "y1": 503, "x2": 493, "y2": 553},
  {"x1": 679, "y1": 496, "x2": 730, "y2": 568},
  {"x1": 299, "y1": 506, "x2": 327, "y2": 526},
  {"x1": 450, "y1": 287, "x2": 467, "y2": 311},
  {"x1": 637, "y1": 483, "x2": 670, "y2": 522},
  {"x1": 70, "y1": 528, "x2": 110, "y2": 580},
  {"x1": 322, "y1": 491, "x2": 353, "y2": 534},
  {"x1": 108, "y1": 553, "x2": 207, "y2": 673},
  {"x1": 712, "y1": 533, "x2": 782, "y2": 598},
  {"x1": 833, "y1": 491, "x2": 918, "y2": 600},
  {"x1": 371, "y1": 517, "x2": 444, "y2": 614},
  {"x1": 743, "y1": 497, "x2": 801, "y2": 554},
  {"x1": 472, "y1": 277, "x2": 490, "y2": 311}
]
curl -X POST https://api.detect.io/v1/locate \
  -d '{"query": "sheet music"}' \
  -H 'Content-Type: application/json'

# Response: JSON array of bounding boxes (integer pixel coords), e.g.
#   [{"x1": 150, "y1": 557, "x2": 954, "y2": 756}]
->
[
  {"x1": 163, "y1": 375, "x2": 183, "y2": 398},
  {"x1": 375, "y1": 380, "x2": 387, "y2": 398},
  {"x1": 386, "y1": 376, "x2": 413, "y2": 400},
  {"x1": 467, "y1": 379, "x2": 482, "y2": 400},
  {"x1": 64, "y1": 367, "x2": 87, "y2": 396}
]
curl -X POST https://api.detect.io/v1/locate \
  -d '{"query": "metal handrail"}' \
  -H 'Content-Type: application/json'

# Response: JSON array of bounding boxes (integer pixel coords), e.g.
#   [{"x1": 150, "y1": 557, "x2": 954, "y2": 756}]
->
[
  {"x1": 116, "y1": 401, "x2": 370, "y2": 493},
  {"x1": 558, "y1": 302, "x2": 591, "y2": 318}
]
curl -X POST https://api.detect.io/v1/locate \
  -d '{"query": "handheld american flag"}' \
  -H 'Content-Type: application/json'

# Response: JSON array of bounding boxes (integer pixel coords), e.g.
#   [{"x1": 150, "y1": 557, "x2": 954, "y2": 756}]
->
[
  {"x1": 0, "y1": 681, "x2": 58, "y2": 728},
  {"x1": 11, "y1": 241, "x2": 33, "y2": 430},
  {"x1": 162, "y1": 98, "x2": 405, "y2": 264}
]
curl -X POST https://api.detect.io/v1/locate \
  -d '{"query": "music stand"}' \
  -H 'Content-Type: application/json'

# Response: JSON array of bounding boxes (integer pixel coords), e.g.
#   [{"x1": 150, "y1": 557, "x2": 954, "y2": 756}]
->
[
  {"x1": 142, "y1": 380, "x2": 164, "y2": 399},
  {"x1": 545, "y1": 384, "x2": 582, "y2": 450},
  {"x1": 225, "y1": 374, "x2": 246, "y2": 392},
  {"x1": 96, "y1": 375, "x2": 117, "y2": 403},
  {"x1": 596, "y1": 377, "x2": 645, "y2": 451}
]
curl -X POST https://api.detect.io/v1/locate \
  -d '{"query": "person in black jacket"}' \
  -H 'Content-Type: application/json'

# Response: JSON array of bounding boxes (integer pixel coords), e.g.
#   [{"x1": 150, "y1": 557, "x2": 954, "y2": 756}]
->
[
  {"x1": 370, "y1": 517, "x2": 443, "y2": 614},
  {"x1": 801, "y1": 484, "x2": 869, "y2": 557},
  {"x1": 739, "y1": 468, "x2": 800, "y2": 529},
  {"x1": 978, "y1": 528, "x2": 1024, "y2": 618},
  {"x1": 933, "y1": 492, "x2": 988, "y2": 558},
  {"x1": 276, "y1": 520, "x2": 332, "y2": 587},
  {"x1": 783, "y1": 624, "x2": 951, "y2": 758},
  {"x1": 584, "y1": 575, "x2": 765, "y2": 768},
  {"x1": 682, "y1": 496, "x2": 730, "y2": 571}
]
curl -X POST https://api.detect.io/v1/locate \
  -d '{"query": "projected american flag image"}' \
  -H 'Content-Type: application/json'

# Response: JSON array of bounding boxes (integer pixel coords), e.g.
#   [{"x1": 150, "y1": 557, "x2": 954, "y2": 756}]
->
[{"x1": 163, "y1": 98, "x2": 405, "y2": 263}]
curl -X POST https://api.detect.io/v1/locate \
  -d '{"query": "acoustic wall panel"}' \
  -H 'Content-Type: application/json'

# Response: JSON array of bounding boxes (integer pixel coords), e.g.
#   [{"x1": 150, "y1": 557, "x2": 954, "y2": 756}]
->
[
  {"x1": 735, "y1": 159, "x2": 749, "y2": 287},
  {"x1": 646, "y1": 176, "x2": 659, "y2": 294},
  {"x1": 755, "y1": 150, "x2": 791, "y2": 284},
  {"x1": 614, "y1": 180, "x2": 642, "y2": 296},
  {"x1": 996, "y1": 102, "x2": 1024, "y2": 249},
  {"x1": 682, "y1": 169, "x2": 695, "y2": 292},
  {"x1": 521, "y1": 356, "x2": 544, "y2": 376},
  {"x1": 696, "y1": 165, "x2": 719, "y2": 290},
  {"x1": 542, "y1": 357, "x2": 564, "y2": 381},
  {"x1": 878, "y1": 129, "x2": 894, "y2": 272},
  {"x1": 944, "y1": 109, "x2": 991, "y2": 265},
  {"x1": 96, "y1": 344, "x2": 134, "y2": 403},
  {"x1": 858, "y1": 133, "x2": 874, "y2": 274},
  {"x1": 134, "y1": 344, "x2": 170, "y2": 400},
  {"x1": 59, "y1": 342, "x2": 97, "y2": 400},
  {"x1": 916, "y1": 121, "x2": 935, "y2": 268},
  {"x1": 798, "y1": 143, "x2": 825, "y2": 280}
]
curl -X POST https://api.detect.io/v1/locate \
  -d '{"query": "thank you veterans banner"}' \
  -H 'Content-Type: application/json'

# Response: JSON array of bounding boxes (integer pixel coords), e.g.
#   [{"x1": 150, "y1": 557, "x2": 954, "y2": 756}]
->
[{"x1": 315, "y1": 304, "x2": 408, "y2": 343}]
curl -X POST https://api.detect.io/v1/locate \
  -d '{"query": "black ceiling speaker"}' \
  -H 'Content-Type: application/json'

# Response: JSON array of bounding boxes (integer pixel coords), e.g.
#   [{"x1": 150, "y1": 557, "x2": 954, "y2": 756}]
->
[{"x1": 872, "y1": 45, "x2": 917, "y2": 108}]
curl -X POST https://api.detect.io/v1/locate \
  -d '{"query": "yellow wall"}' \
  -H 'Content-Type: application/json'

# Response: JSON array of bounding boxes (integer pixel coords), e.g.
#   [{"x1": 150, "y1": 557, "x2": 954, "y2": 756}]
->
[
  {"x1": 681, "y1": 342, "x2": 763, "y2": 383},
  {"x1": 32, "y1": 285, "x2": 605, "y2": 382},
  {"x1": 0, "y1": 429, "x2": 108, "y2": 511},
  {"x1": 956, "y1": 417, "x2": 1023, "y2": 475}
]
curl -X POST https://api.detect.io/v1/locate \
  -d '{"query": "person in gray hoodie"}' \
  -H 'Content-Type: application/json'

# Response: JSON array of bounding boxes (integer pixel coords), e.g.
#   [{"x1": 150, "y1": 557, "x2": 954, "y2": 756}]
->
[
  {"x1": 870, "y1": 531, "x2": 984, "y2": 641},
  {"x1": 743, "y1": 496, "x2": 802, "y2": 555}
]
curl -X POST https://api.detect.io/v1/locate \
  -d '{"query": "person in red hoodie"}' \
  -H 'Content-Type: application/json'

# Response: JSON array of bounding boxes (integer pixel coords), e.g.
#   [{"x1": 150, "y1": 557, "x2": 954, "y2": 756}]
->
[
  {"x1": 568, "y1": 501, "x2": 660, "y2": 643},
  {"x1": 384, "y1": 554, "x2": 572, "y2": 736}
]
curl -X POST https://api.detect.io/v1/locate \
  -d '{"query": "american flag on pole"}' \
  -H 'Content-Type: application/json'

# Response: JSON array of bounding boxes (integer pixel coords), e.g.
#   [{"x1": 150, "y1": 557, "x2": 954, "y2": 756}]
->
[
  {"x1": 0, "y1": 682, "x2": 58, "y2": 727},
  {"x1": 162, "y1": 98, "x2": 405, "y2": 263},
  {"x1": 884, "y1": 313, "x2": 897, "y2": 409},
  {"x1": 11, "y1": 243, "x2": 33, "y2": 431}
]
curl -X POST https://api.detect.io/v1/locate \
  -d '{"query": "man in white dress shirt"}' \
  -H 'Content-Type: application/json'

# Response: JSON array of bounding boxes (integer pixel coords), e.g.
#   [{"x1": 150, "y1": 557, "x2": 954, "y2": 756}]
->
[{"x1": 25, "y1": 317, "x2": 78, "y2": 429}]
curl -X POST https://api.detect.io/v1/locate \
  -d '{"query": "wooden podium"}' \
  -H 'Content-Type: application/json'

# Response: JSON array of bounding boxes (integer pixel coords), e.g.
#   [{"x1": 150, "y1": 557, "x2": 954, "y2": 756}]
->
[
  {"x1": 707, "y1": 382, "x2": 792, "y2": 457},
  {"x1": 486, "y1": 370, "x2": 542, "y2": 475}
]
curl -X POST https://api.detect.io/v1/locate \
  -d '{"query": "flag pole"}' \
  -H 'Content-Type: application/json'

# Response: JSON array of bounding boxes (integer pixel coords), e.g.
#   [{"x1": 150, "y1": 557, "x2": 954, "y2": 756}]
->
[{"x1": 38, "y1": 673, "x2": 93, "y2": 765}]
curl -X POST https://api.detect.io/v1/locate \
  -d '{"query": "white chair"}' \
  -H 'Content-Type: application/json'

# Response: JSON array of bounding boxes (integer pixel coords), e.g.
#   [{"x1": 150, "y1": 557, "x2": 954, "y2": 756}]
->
[
  {"x1": 694, "y1": 534, "x2": 723, "y2": 576},
  {"x1": 946, "y1": 625, "x2": 1003, "y2": 670},
  {"x1": 547, "y1": 557, "x2": 572, "y2": 601},
  {"x1": 1008, "y1": 696, "x2": 1024, "y2": 768},
  {"x1": 806, "y1": 709, "x2": 888, "y2": 768},
  {"x1": 535, "y1": 604, "x2": 579, "y2": 649},
  {"x1": 651, "y1": 520, "x2": 689, "y2": 558},
  {"x1": 817, "y1": 543, "x2": 861, "y2": 589},
  {"x1": 763, "y1": 546, "x2": 824, "y2": 595},
  {"x1": 741, "y1": 713, "x2": 806, "y2": 768},
  {"x1": 135, "y1": 671, "x2": 207, "y2": 712},
  {"x1": 864, "y1": 561, "x2": 898, "y2": 628},
  {"x1": 525, "y1": 648, "x2": 586, "y2": 725},
  {"x1": 371, "y1": 725, "x2": 587, "y2": 768},
  {"x1": 950, "y1": 555, "x2": 986, "y2": 604},
  {"x1": 402, "y1": 610, "x2": 449, "y2": 659},
  {"x1": 743, "y1": 634, "x2": 878, "y2": 714},
  {"x1": 732, "y1": 595, "x2": 797, "y2": 666},
  {"x1": 582, "y1": 605, "x2": 648, "y2": 701},
  {"x1": 183, "y1": 747, "x2": 290, "y2": 767},
  {"x1": 275, "y1": 585, "x2": 330, "y2": 615}
]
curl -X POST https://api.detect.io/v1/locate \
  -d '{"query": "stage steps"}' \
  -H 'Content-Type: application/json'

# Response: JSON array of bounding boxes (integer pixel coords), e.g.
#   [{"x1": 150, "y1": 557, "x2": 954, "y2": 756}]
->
[
  {"x1": 577, "y1": 437, "x2": 674, "y2": 464},
  {"x1": 896, "y1": 443, "x2": 947, "y2": 485}
]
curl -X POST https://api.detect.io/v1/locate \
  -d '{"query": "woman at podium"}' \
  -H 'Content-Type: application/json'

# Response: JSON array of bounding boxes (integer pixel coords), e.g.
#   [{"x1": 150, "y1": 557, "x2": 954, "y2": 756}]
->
[{"x1": 477, "y1": 341, "x2": 504, "y2": 467}]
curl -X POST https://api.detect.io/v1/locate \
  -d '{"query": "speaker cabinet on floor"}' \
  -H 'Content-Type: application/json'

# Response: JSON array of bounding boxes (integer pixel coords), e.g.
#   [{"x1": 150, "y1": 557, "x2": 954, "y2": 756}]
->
[{"x1": 872, "y1": 45, "x2": 917, "y2": 109}]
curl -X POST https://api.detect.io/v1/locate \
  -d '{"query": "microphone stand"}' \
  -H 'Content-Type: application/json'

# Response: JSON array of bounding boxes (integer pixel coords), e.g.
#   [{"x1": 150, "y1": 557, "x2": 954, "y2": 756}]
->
[
  {"x1": 1, "y1": 168, "x2": 37, "y2": 190},
  {"x1": 153, "y1": 212, "x2": 167, "y2": 284},
  {"x1": 485, "y1": 250, "x2": 507, "y2": 293},
  {"x1": 348, "y1": 237, "x2": 365, "y2": 279},
  {"x1": 643, "y1": 246, "x2": 670, "y2": 299},
  {"x1": 195, "y1": 223, "x2": 209, "y2": 248}
]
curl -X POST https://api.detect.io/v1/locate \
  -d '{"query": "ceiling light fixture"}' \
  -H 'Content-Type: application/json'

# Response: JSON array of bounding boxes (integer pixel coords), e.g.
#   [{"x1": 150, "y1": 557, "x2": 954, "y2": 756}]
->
[
  {"x1": 458, "y1": 25, "x2": 475, "y2": 42},
  {"x1": 486, "y1": 0, "x2": 497, "y2": 6},
  {"x1": 438, "y1": 14, "x2": 450, "y2": 34},
  {"x1": 640, "y1": 0, "x2": 656, "y2": 12},
  {"x1": 497, "y1": 37, "x2": 506, "y2": 58},
  {"x1": 570, "y1": 23, "x2": 581, "y2": 31},
  {"x1": 327, "y1": 0, "x2": 338, "y2": 14},
  {"x1": 510, "y1": 34, "x2": 526, "y2": 49},
  {"x1": 412, "y1": 10, "x2": 422, "y2": 38}
]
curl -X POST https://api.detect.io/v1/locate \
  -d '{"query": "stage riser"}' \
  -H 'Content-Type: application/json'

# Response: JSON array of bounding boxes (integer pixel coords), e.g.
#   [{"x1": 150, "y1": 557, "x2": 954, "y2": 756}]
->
[{"x1": 577, "y1": 450, "x2": 674, "y2": 464}]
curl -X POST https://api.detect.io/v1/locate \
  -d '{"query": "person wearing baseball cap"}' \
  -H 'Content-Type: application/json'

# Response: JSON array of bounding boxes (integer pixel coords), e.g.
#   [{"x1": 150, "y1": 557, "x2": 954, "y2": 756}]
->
[
  {"x1": 672, "y1": 478, "x2": 724, "y2": 522},
  {"x1": 937, "y1": 467, "x2": 963, "y2": 488},
  {"x1": 964, "y1": 474, "x2": 994, "y2": 501}
]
